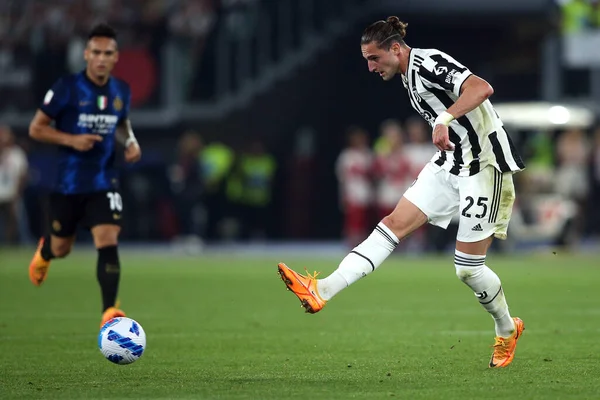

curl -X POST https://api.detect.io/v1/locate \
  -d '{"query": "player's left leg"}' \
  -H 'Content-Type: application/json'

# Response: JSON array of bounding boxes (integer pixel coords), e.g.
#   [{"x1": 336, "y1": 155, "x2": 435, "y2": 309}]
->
[
  {"x1": 455, "y1": 167, "x2": 524, "y2": 368},
  {"x1": 29, "y1": 193, "x2": 80, "y2": 286}
]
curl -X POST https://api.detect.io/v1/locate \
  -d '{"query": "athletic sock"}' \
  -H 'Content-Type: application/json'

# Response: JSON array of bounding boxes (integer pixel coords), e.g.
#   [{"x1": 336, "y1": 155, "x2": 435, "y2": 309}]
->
[
  {"x1": 97, "y1": 245, "x2": 121, "y2": 312},
  {"x1": 40, "y1": 236, "x2": 55, "y2": 261},
  {"x1": 454, "y1": 250, "x2": 515, "y2": 338},
  {"x1": 318, "y1": 223, "x2": 399, "y2": 301}
]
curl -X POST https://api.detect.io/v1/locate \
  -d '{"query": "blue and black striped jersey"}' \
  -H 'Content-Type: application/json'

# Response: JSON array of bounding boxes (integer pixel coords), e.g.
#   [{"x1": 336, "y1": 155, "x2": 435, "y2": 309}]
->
[{"x1": 40, "y1": 71, "x2": 131, "y2": 194}]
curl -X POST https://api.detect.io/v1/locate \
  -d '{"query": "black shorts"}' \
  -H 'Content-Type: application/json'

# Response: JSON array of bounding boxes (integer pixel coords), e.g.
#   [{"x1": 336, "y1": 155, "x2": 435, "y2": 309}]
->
[{"x1": 49, "y1": 191, "x2": 123, "y2": 237}]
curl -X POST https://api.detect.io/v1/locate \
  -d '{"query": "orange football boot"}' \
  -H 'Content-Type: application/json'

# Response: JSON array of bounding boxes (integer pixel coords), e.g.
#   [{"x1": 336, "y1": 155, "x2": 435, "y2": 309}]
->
[
  {"x1": 101, "y1": 306, "x2": 126, "y2": 328},
  {"x1": 489, "y1": 317, "x2": 525, "y2": 368},
  {"x1": 29, "y1": 238, "x2": 51, "y2": 286},
  {"x1": 277, "y1": 263, "x2": 326, "y2": 314}
]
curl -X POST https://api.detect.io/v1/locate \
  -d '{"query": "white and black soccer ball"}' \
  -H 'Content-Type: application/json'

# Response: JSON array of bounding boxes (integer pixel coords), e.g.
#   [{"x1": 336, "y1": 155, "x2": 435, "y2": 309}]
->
[{"x1": 98, "y1": 317, "x2": 146, "y2": 365}]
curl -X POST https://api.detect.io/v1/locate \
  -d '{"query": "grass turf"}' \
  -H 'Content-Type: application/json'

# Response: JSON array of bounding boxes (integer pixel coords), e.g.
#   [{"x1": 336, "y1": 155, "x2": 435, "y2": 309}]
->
[{"x1": 1, "y1": 247, "x2": 599, "y2": 399}]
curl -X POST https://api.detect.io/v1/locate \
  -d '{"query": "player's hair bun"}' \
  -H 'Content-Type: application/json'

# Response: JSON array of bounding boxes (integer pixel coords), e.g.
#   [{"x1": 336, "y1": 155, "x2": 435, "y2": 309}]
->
[{"x1": 386, "y1": 16, "x2": 408, "y2": 38}]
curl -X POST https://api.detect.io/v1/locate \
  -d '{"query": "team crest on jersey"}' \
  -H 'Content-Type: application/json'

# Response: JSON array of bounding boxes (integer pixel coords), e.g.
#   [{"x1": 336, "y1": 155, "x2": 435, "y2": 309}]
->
[
  {"x1": 113, "y1": 96, "x2": 123, "y2": 111},
  {"x1": 97, "y1": 96, "x2": 108, "y2": 110},
  {"x1": 434, "y1": 65, "x2": 448, "y2": 75}
]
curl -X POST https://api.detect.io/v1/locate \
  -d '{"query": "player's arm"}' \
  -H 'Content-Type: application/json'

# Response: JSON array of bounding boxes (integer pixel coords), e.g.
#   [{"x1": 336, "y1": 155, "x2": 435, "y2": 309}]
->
[
  {"x1": 31, "y1": 78, "x2": 102, "y2": 151},
  {"x1": 441, "y1": 75, "x2": 493, "y2": 121},
  {"x1": 29, "y1": 110, "x2": 102, "y2": 151},
  {"x1": 116, "y1": 118, "x2": 141, "y2": 163},
  {"x1": 29, "y1": 110, "x2": 76, "y2": 147},
  {"x1": 420, "y1": 53, "x2": 493, "y2": 151},
  {"x1": 115, "y1": 118, "x2": 137, "y2": 147},
  {"x1": 430, "y1": 76, "x2": 493, "y2": 151}
]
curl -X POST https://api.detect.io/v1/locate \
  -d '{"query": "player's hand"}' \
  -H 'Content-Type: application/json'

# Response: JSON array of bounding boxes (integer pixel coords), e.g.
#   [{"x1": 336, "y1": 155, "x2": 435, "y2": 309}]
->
[
  {"x1": 432, "y1": 124, "x2": 455, "y2": 151},
  {"x1": 125, "y1": 142, "x2": 142, "y2": 163},
  {"x1": 70, "y1": 134, "x2": 103, "y2": 151}
]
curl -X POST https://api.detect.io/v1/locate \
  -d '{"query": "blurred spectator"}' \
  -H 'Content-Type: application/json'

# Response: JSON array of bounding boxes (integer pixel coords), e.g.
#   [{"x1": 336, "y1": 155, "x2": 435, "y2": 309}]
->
[
  {"x1": 0, "y1": 0, "x2": 180, "y2": 111},
  {"x1": 593, "y1": 1, "x2": 600, "y2": 27},
  {"x1": 227, "y1": 139, "x2": 276, "y2": 240},
  {"x1": 169, "y1": 0, "x2": 216, "y2": 40},
  {"x1": 169, "y1": 130, "x2": 205, "y2": 240},
  {"x1": 588, "y1": 125, "x2": 600, "y2": 236},
  {"x1": 0, "y1": 125, "x2": 29, "y2": 244},
  {"x1": 554, "y1": 128, "x2": 590, "y2": 244},
  {"x1": 169, "y1": 0, "x2": 216, "y2": 98},
  {"x1": 373, "y1": 119, "x2": 429, "y2": 253},
  {"x1": 372, "y1": 120, "x2": 411, "y2": 221},
  {"x1": 221, "y1": 0, "x2": 260, "y2": 39},
  {"x1": 202, "y1": 140, "x2": 235, "y2": 240},
  {"x1": 403, "y1": 116, "x2": 434, "y2": 178},
  {"x1": 335, "y1": 126, "x2": 373, "y2": 248},
  {"x1": 558, "y1": 0, "x2": 594, "y2": 33},
  {"x1": 284, "y1": 127, "x2": 317, "y2": 239}
]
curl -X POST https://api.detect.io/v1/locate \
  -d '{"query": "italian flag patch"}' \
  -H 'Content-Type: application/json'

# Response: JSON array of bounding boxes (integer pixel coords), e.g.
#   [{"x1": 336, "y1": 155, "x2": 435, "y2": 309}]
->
[{"x1": 97, "y1": 96, "x2": 108, "y2": 110}]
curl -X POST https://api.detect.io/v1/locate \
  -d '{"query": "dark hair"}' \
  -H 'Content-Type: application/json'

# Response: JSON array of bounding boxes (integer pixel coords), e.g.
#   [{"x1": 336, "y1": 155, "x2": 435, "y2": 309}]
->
[
  {"x1": 88, "y1": 23, "x2": 117, "y2": 41},
  {"x1": 361, "y1": 16, "x2": 408, "y2": 50},
  {"x1": 346, "y1": 125, "x2": 368, "y2": 142}
]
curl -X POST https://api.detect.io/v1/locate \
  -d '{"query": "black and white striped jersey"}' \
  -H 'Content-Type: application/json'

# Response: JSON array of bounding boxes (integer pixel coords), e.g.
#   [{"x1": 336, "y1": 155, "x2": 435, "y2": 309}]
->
[{"x1": 401, "y1": 48, "x2": 525, "y2": 177}]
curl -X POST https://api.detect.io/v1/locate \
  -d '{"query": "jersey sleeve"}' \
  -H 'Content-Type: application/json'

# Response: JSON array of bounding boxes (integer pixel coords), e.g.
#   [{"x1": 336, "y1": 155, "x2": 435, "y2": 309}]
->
[
  {"x1": 39, "y1": 78, "x2": 70, "y2": 119},
  {"x1": 119, "y1": 84, "x2": 132, "y2": 123},
  {"x1": 419, "y1": 52, "x2": 472, "y2": 97}
]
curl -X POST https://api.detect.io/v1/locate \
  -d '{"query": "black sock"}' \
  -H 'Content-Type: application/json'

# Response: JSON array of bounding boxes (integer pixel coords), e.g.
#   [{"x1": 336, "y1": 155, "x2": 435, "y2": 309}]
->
[
  {"x1": 97, "y1": 245, "x2": 121, "y2": 312},
  {"x1": 40, "y1": 236, "x2": 55, "y2": 261}
]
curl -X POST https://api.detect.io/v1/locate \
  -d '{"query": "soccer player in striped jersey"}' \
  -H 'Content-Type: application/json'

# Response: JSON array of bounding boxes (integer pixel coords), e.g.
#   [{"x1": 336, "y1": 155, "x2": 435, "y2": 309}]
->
[
  {"x1": 278, "y1": 16, "x2": 525, "y2": 368},
  {"x1": 27, "y1": 23, "x2": 141, "y2": 327}
]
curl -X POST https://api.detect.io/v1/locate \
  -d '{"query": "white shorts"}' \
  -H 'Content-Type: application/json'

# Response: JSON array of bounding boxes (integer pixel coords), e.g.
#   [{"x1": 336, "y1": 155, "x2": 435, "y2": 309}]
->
[{"x1": 403, "y1": 162, "x2": 516, "y2": 242}]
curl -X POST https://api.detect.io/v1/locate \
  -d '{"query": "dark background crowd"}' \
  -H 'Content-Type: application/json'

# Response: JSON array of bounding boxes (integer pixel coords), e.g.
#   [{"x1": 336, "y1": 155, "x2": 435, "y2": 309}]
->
[{"x1": 1, "y1": 0, "x2": 600, "y2": 252}]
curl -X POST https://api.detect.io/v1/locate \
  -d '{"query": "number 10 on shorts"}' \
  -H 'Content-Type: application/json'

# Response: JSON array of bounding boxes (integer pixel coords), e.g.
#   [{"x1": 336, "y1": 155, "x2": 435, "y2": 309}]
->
[{"x1": 106, "y1": 192, "x2": 123, "y2": 212}]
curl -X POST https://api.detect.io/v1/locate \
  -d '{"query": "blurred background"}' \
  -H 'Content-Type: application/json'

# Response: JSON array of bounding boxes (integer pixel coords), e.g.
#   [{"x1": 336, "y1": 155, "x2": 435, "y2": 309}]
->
[{"x1": 1, "y1": 0, "x2": 600, "y2": 254}]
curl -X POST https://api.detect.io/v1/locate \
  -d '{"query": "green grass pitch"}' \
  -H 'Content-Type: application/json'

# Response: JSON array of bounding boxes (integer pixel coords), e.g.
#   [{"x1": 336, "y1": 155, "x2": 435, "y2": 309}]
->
[{"x1": 1, "y1": 247, "x2": 599, "y2": 399}]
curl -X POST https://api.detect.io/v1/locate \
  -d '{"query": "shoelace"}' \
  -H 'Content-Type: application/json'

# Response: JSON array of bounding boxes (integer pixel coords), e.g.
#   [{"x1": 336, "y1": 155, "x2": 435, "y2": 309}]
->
[
  {"x1": 492, "y1": 337, "x2": 510, "y2": 358},
  {"x1": 303, "y1": 268, "x2": 321, "y2": 280}
]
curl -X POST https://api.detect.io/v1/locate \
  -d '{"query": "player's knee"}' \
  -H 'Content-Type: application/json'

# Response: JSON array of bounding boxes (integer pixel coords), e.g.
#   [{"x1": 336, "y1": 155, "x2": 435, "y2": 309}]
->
[
  {"x1": 94, "y1": 235, "x2": 119, "y2": 248},
  {"x1": 381, "y1": 198, "x2": 427, "y2": 240},
  {"x1": 381, "y1": 214, "x2": 410, "y2": 240},
  {"x1": 92, "y1": 227, "x2": 120, "y2": 248},
  {"x1": 455, "y1": 264, "x2": 472, "y2": 282},
  {"x1": 454, "y1": 263, "x2": 484, "y2": 282},
  {"x1": 52, "y1": 242, "x2": 72, "y2": 258}
]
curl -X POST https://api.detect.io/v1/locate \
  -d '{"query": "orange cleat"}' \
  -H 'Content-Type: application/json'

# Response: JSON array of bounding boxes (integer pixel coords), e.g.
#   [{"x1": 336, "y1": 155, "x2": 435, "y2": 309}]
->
[
  {"x1": 29, "y1": 238, "x2": 51, "y2": 286},
  {"x1": 489, "y1": 317, "x2": 525, "y2": 368},
  {"x1": 101, "y1": 307, "x2": 126, "y2": 328},
  {"x1": 277, "y1": 263, "x2": 327, "y2": 314}
]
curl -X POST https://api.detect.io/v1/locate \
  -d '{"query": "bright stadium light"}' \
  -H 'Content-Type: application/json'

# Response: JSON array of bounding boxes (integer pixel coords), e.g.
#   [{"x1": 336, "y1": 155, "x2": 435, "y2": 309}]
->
[
  {"x1": 547, "y1": 105, "x2": 571, "y2": 125},
  {"x1": 493, "y1": 102, "x2": 593, "y2": 129}
]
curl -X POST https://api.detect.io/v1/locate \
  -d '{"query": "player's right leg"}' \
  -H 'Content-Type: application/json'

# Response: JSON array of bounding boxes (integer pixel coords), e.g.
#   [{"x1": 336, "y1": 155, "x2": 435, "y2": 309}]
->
[
  {"x1": 86, "y1": 191, "x2": 126, "y2": 327},
  {"x1": 29, "y1": 193, "x2": 79, "y2": 286},
  {"x1": 278, "y1": 162, "x2": 458, "y2": 313}
]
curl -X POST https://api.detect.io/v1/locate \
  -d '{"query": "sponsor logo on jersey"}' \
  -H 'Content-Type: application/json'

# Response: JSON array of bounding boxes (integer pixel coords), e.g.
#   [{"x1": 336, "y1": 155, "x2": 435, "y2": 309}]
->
[{"x1": 77, "y1": 114, "x2": 118, "y2": 135}]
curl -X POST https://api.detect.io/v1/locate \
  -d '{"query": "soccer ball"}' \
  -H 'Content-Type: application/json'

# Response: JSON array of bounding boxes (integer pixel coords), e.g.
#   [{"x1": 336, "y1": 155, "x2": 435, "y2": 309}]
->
[{"x1": 98, "y1": 317, "x2": 146, "y2": 365}]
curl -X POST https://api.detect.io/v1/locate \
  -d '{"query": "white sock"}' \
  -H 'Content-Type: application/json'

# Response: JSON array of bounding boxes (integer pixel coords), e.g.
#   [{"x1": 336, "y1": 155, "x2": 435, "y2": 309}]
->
[
  {"x1": 318, "y1": 223, "x2": 399, "y2": 301},
  {"x1": 454, "y1": 250, "x2": 515, "y2": 338}
]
